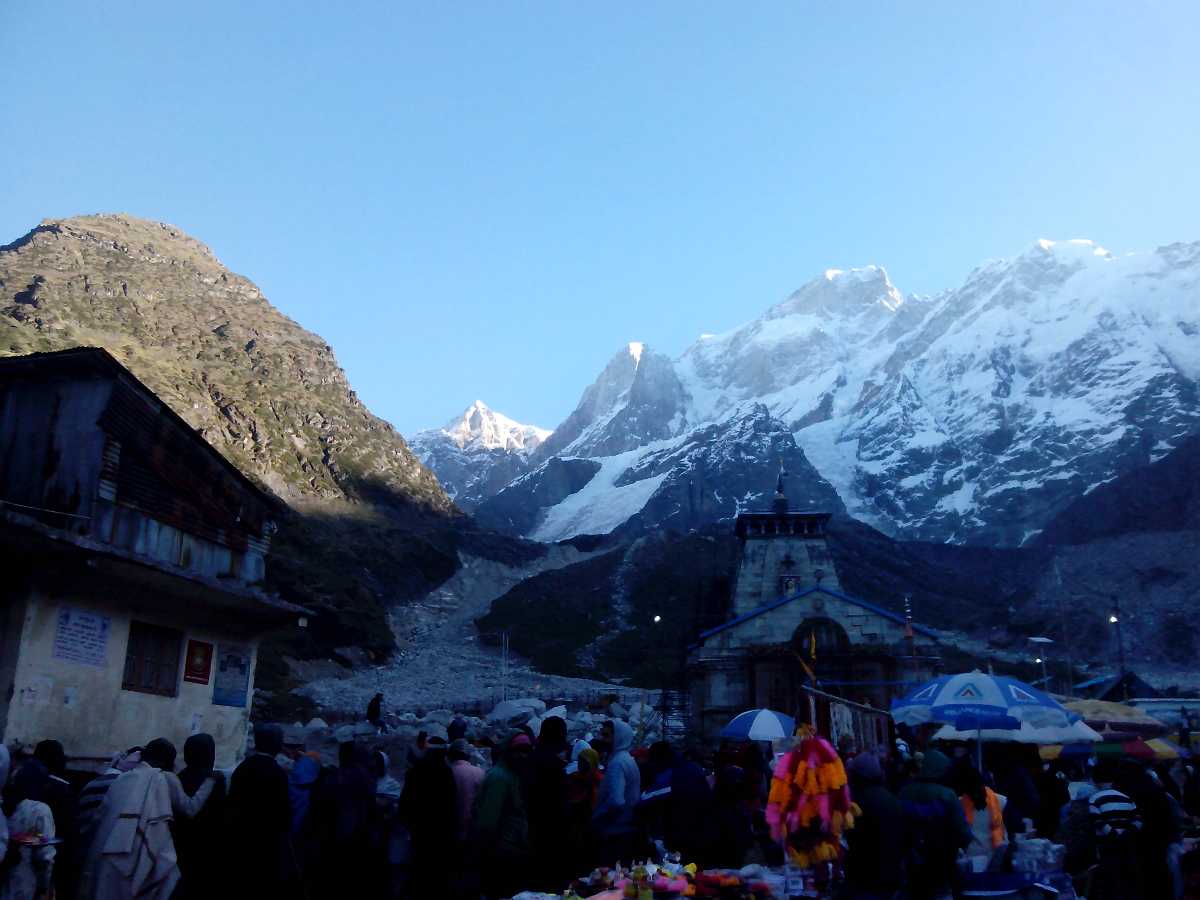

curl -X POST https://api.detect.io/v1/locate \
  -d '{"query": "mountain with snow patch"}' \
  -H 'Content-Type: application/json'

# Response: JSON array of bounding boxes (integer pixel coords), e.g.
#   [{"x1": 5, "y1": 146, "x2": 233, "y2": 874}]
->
[
  {"x1": 421, "y1": 239, "x2": 1200, "y2": 545},
  {"x1": 474, "y1": 404, "x2": 844, "y2": 541},
  {"x1": 408, "y1": 400, "x2": 550, "y2": 511}
]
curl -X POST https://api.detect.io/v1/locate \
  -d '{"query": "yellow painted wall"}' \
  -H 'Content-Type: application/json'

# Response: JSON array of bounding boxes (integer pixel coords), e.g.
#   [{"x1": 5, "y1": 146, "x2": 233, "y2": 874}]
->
[{"x1": 3, "y1": 586, "x2": 258, "y2": 769}]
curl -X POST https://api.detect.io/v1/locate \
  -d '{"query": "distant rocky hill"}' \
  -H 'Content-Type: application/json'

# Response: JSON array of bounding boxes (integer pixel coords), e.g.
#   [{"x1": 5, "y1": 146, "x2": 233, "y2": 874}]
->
[
  {"x1": 0, "y1": 214, "x2": 532, "y2": 710},
  {"x1": 1010, "y1": 436, "x2": 1200, "y2": 688},
  {"x1": 1035, "y1": 432, "x2": 1200, "y2": 546},
  {"x1": 0, "y1": 215, "x2": 451, "y2": 512}
]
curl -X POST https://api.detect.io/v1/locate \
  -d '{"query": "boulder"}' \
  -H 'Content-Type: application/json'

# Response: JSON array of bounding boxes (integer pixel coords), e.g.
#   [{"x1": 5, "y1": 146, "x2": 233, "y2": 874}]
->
[
  {"x1": 305, "y1": 717, "x2": 330, "y2": 730},
  {"x1": 608, "y1": 702, "x2": 628, "y2": 719},
  {"x1": 353, "y1": 722, "x2": 378, "y2": 738},
  {"x1": 511, "y1": 698, "x2": 548, "y2": 715},
  {"x1": 575, "y1": 711, "x2": 594, "y2": 724},
  {"x1": 334, "y1": 725, "x2": 356, "y2": 744},
  {"x1": 487, "y1": 700, "x2": 534, "y2": 726},
  {"x1": 423, "y1": 709, "x2": 455, "y2": 726}
]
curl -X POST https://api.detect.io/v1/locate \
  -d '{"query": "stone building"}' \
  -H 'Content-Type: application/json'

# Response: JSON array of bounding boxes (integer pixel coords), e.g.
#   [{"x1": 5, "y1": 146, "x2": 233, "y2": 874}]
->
[
  {"x1": 688, "y1": 474, "x2": 939, "y2": 742},
  {"x1": 0, "y1": 348, "x2": 306, "y2": 768}
]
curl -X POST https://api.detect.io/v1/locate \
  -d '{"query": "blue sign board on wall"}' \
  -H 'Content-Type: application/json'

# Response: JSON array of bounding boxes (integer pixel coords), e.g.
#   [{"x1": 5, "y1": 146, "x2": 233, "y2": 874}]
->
[{"x1": 212, "y1": 645, "x2": 250, "y2": 708}]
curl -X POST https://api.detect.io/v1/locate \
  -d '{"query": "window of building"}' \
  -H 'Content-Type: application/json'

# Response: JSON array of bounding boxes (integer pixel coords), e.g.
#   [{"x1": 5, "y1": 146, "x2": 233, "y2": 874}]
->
[{"x1": 122, "y1": 621, "x2": 183, "y2": 696}]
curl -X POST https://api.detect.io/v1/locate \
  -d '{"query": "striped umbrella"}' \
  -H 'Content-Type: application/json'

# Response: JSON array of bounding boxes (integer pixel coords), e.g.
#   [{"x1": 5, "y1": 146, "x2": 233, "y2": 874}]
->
[
  {"x1": 720, "y1": 708, "x2": 796, "y2": 741},
  {"x1": 1040, "y1": 736, "x2": 1175, "y2": 761},
  {"x1": 893, "y1": 670, "x2": 1075, "y2": 770},
  {"x1": 891, "y1": 671, "x2": 1075, "y2": 731}
]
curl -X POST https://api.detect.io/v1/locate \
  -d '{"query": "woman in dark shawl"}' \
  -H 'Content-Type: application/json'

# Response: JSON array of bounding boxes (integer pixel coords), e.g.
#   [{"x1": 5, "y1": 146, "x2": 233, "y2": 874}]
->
[{"x1": 172, "y1": 734, "x2": 226, "y2": 900}]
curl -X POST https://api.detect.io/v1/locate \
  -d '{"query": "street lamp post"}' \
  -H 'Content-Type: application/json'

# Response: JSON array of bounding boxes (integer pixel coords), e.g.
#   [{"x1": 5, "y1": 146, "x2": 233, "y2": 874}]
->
[
  {"x1": 653, "y1": 613, "x2": 668, "y2": 735},
  {"x1": 1110, "y1": 599, "x2": 1123, "y2": 671},
  {"x1": 1029, "y1": 636, "x2": 1054, "y2": 692},
  {"x1": 1035, "y1": 656, "x2": 1048, "y2": 688},
  {"x1": 1109, "y1": 596, "x2": 1128, "y2": 700}
]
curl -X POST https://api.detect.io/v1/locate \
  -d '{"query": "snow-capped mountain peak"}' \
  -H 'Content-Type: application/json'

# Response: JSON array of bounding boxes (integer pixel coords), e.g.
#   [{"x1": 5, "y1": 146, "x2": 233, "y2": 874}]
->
[
  {"x1": 421, "y1": 238, "x2": 1200, "y2": 545},
  {"x1": 408, "y1": 402, "x2": 551, "y2": 509},
  {"x1": 1033, "y1": 237, "x2": 1111, "y2": 258},
  {"x1": 440, "y1": 400, "x2": 550, "y2": 453},
  {"x1": 766, "y1": 264, "x2": 904, "y2": 321}
]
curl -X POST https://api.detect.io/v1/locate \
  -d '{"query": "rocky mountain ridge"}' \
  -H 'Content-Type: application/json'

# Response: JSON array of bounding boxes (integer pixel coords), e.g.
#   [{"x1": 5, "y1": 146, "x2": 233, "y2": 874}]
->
[
  {"x1": 1, "y1": 214, "x2": 454, "y2": 515},
  {"x1": 475, "y1": 403, "x2": 844, "y2": 542},
  {"x1": 421, "y1": 239, "x2": 1200, "y2": 546}
]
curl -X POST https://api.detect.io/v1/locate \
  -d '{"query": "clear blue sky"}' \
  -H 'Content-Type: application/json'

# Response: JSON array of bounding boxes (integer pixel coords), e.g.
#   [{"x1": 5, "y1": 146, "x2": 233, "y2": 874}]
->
[{"x1": 3, "y1": 2, "x2": 1198, "y2": 435}]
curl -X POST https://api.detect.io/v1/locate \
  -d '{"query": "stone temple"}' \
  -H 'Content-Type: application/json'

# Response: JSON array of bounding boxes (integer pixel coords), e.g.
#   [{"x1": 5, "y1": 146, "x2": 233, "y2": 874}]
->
[{"x1": 687, "y1": 470, "x2": 939, "y2": 746}]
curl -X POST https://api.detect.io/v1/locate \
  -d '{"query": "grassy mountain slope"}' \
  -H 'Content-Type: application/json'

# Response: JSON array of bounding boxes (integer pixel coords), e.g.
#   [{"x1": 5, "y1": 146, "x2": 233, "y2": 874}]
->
[{"x1": 0, "y1": 214, "x2": 507, "y2": 709}]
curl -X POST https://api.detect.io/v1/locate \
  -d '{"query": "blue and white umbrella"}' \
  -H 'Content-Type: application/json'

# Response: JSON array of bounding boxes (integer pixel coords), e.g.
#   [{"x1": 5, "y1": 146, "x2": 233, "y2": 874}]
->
[
  {"x1": 891, "y1": 671, "x2": 1074, "y2": 732},
  {"x1": 721, "y1": 708, "x2": 796, "y2": 741}
]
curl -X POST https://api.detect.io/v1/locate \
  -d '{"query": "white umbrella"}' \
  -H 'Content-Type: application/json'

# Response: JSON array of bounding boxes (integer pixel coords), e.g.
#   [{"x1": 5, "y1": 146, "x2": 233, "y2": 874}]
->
[
  {"x1": 721, "y1": 708, "x2": 796, "y2": 741},
  {"x1": 932, "y1": 719, "x2": 1102, "y2": 745}
]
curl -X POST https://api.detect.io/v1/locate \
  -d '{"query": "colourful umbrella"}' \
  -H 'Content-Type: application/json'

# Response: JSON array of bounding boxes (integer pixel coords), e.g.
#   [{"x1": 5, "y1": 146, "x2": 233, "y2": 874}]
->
[
  {"x1": 893, "y1": 671, "x2": 1076, "y2": 771},
  {"x1": 1146, "y1": 737, "x2": 1188, "y2": 760},
  {"x1": 891, "y1": 671, "x2": 1075, "y2": 730},
  {"x1": 721, "y1": 708, "x2": 796, "y2": 741},
  {"x1": 1062, "y1": 700, "x2": 1167, "y2": 739}
]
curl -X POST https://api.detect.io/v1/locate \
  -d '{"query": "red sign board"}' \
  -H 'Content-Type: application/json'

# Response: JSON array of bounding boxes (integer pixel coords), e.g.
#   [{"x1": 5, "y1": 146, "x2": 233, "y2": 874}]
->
[{"x1": 183, "y1": 640, "x2": 214, "y2": 685}]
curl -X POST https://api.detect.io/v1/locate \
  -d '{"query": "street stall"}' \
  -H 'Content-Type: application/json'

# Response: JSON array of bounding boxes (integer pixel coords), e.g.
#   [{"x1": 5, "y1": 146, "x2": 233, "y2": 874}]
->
[
  {"x1": 1062, "y1": 699, "x2": 1168, "y2": 740},
  {"x1": 893, "y1": 671, "x2": 1084, "y2": 898},
  {"x1": 513, "y1": 859, "x2": 833, "y2": 899},
  {"x1": 510, "y1": 708, "x2": 858, "y2": 900}
]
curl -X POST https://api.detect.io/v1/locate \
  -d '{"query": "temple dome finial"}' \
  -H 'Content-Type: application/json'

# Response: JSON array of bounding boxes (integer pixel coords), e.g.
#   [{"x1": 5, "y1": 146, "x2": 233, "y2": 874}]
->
[{"x1": 773, "y1": 459, "x2": 789, "y2": 513}]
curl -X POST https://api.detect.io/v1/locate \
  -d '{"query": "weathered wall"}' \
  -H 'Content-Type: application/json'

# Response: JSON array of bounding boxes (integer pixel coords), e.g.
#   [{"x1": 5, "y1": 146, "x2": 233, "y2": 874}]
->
[
  {"x1": 0, "y1": 592, "x2": 28, "y2": 737},
  {"x1": 2, "y1": 584, "x2": 259, "y2": 769},
  {"x1": 732, "y1": 534, "x2": 842, "y2": 617},
  {"x1": 93, "y1": 495, "x2": 267, "y2": 585},
  {"x1": 0, "y1": 377, "x2": 111, "y2": 524}
]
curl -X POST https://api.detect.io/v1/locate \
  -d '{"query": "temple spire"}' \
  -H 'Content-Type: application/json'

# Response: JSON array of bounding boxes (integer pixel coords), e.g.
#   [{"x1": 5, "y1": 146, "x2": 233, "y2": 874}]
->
[{"x1": 772, "y1": 459, "x2": 789, "y2": 514}]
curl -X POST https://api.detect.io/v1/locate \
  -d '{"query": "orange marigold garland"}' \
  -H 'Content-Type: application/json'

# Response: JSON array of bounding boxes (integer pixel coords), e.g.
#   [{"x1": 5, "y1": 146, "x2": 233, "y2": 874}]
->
[{"x1": 765, "y1": 735, "x2": 858, "y2": 869}]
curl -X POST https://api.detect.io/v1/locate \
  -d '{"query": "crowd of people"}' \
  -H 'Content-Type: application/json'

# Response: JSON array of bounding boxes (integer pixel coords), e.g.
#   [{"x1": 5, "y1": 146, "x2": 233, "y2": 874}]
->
[
  {"x1": 1, "y1": 716, "x2": 1198, "y2": 900},
  {"x1": 841, "y1": 739, "x2": 1200, "y2": 900}
]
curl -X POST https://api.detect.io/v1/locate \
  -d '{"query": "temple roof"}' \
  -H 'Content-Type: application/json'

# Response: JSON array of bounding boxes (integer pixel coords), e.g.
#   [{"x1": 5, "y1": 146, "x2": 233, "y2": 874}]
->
[{"x1": 694, "y1": 584, "x2": 937, "y2": 643}]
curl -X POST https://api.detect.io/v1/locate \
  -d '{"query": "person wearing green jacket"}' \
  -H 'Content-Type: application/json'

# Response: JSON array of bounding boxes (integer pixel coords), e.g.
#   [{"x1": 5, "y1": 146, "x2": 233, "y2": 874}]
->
[
  {"x1": 474, "y1": 733, "x2": 534, "y2": 900},
  {"x1": 898, "y1": 749, "x2": 972, "y2": 900}
]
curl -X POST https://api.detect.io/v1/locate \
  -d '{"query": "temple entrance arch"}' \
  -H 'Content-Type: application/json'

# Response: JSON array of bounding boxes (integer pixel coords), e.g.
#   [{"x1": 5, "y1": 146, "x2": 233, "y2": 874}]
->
[{"x1": 793, "y1": 617, "x2": 850, "y2": 660}]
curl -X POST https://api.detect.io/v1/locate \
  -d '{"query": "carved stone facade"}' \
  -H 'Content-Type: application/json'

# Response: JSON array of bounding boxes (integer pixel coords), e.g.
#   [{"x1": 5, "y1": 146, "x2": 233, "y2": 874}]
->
[{"x1": 688, "y1": 499, "x2": 939, "y2": 741}]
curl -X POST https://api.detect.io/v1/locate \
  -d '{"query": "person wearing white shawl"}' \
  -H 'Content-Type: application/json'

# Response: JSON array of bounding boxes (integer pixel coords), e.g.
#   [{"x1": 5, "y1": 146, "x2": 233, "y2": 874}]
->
[{"x1": 78, "y1": 738, "x2": 216, "y2": 900}]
